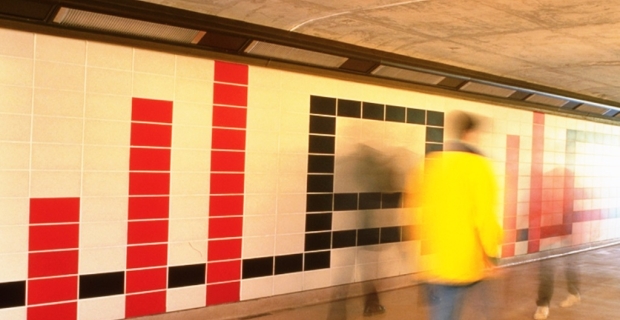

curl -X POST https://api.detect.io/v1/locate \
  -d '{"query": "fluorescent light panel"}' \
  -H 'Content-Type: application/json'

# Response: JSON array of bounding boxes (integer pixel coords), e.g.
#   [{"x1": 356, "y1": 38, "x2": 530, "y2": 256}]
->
[
  {"x1": 244, "y1": 40, "x2": 347, "y2": 68},
  {"x1": 525, "y1": 94, "x2": 568, "y2": 107},
  {"x1": 460, "y1": 81, "x2": 516, "y2": 98},
  {"x1": 575, "y1": 104, "x2": 610, "y2": 115},
  {"x1": 371, "y1": 65, "x2": 444, "y2": 85},
  {"x1": 53, "y1": 7, "x2": 205, "y2": 44}
]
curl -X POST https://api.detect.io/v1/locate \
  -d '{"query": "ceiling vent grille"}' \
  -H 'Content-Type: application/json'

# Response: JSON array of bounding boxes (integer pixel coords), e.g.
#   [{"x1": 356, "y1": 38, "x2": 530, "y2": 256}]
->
[
  {"x1": 575, "y1": 104, "x2": 610, "y2": 115},
  {"x1": 371, "y1": 65, "x2": 445, "y2": 85},
  {"x1": 525, "y1": 94, "x2": 568, "y2": 107},
  {"x1": 53, "y1": 7, "x2": 205, "y2": 44},
  {"x1": 459, "y1": 81, "x2": 516, "y2": 98},
  {"x1": 244, "y1": 40, "x2": 347, "y2": 68}
]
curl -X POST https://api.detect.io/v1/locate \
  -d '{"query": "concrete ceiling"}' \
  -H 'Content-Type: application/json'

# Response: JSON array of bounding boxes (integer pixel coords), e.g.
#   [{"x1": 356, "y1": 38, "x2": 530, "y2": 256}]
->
[{"x1": 138, "y1": 0, "x2": 620, "y2": 109}]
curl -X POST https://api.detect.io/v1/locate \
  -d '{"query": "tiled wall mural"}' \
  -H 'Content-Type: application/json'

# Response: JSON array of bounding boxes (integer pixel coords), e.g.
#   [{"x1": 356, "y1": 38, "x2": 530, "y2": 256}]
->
[{"x1": 1, "y1": 28, "x2": 620, "y2": 319}]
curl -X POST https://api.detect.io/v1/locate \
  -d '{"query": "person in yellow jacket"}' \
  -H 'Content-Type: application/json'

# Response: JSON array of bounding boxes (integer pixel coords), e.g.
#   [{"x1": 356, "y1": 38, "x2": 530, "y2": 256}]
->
[{"x1": 407, "y1": 111, "x2": 503, "y2": 320}]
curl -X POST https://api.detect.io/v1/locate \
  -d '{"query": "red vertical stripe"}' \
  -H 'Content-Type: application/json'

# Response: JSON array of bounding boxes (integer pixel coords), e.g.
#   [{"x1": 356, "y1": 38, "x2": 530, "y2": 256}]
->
[
  {"x1": 528, "y1": 113, "x2": 544, "y2": 253},
  {"x1": 503, "y1": 135, "x2": 519, "y2": 258}
]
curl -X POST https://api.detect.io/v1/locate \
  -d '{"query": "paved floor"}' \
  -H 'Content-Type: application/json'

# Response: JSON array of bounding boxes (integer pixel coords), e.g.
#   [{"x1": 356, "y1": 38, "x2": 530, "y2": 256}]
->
[{"x1": 247, "y1": 245, "x2": 620, "y2": 320}]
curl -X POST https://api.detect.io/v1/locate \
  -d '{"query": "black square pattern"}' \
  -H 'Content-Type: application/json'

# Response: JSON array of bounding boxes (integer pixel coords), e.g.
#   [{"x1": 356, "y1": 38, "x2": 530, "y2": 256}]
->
[
  {"x1": 79, "y1": 272, "x2": 124, "y2": 299},
  {"x1": 332, "y1": 230, "x2": 357, "y2": 248},
  {"x1": 358, "y1": 228, "x2": 380, "y2": 246},
  {"x1": 427, "y1": 111, "x2": 444, "y2": 126},
  {"x1": 362, "y1": 102, "x2": 384, "y2": 120},
  {"x1": 426, "y1": 127, "x2": 444, "y2": 143},
  {"x1": 407, "y1": 108, "x2": 425, "y2": 124},
  {"x1": 275, "y1": 254, "x2": 303, "y2": 275},
  {"x1": 426, "y1": 143, "x2": 443, "y2": 154},
  {"x1": 386, "y1": 105, "x2": 406, "y2": 122},
  {"x1": 337, "y1": 99, "x2": 361, "y2": 118},
  {"x1": 334, "y1": 193, "x2": 358, "y2": 211},
  {"x1": 380, "y1": 227, "x2": 401, "y2": 243},
  {"x1": 0, "y1": 281, "x2": 25, "y2": 308},
  {"x1": 242, "y1": 257, "x2": 274, "y2": 279},
  {"x1": 309, "y1": 115, "x2": 336, "y2": 135},
  {"x1": 401, "y1": 225, "x2": 415, "y2": 241},
  {"x1": 304, "y1": 251, "x2": 331, "y2": 271},
  {"x1": 309, "y1": 135, "x2": 335, "y2": 154},
  {"x1": 517, "y1": 229, "x2": 529, "y2": 242},
  {"x1": 359, "y1": 193, "x2": 381, "y2": 210},
  {"x1": 305, "y1": 232, "x2": 332, "y2": 251},
  {"x1": 310, "y1": 96, "x2": 336, "y2": 115},
  {"x1": 308, "y1": 155, "x2": 335, "y2": 173},
  {"x1": 306, "y1": 194, "x2": 333, "y2": 212},
  {"x1": 307, "y1": 174, "x2": 334, "y2": 193},
  {"x1": 382, "y1": 193, "x2": 402, "y2": 209},
  {"x1": 169, "y1": 264, "x2": 206, "y2": 288},
  {"x1": 306, "y1": 213, "x2": 333, "y2": 232}
]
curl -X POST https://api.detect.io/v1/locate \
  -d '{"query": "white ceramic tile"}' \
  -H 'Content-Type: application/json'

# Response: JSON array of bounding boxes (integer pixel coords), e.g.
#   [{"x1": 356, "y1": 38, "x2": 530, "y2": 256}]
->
[
  {"x1": 0, "y1": 197, "x2": 28, "y2": 225},
  {"x1": 86, "y1": 67, "x2": 132, "y2": 96},
  {"x1": 0, "y1": 56, "x2": 33, "y2": 87},
  {"x1": 0, "y1": 114, "x2": 31, "y2": 142},
  {"x1": 0, "y1": 171, "x2": 29, "y2": 197},
  {"x1": 0, "y1": 85, "x2": 32, "y2": 114},
  {"x1": 170, "y1": 172, "x2": 210, "y2": 195},
  {"x1": 275, "y1": 213, "x2": 304, "y2": 235},
  {"x1": 80, "y1": 221, "x2": 127, "y2": 248},
  {"x1": 278, "y1": 153, "x2": 308, "y2": 174},
  {"x1": 355, "y1": 262, "x2": 378, "y2": 282},
  {"x1": 280, "y1": 111, "x2": 309, "y2": 135},
  {"x1": 0, "y1": 225, "x2": 27, "y2": 254},
  {"x1": 133, "y1": 72, "x2": 174, "y2": 101},
  {"x1": 243, "y1": 215, "x2": 276, "y2": 237},
  {"x1": 33, "y1": 88, "x2": 84, "y2": 117},
  {"x1": 277, "y1": 173, "x2": 307, "y2": 194},
  {"x1": 278, "y1": 133, "x2": 308, "y2": 154},
  {"x1": 241, "y1": 276, "x2": 273, "y2": 301},
  {"x1": 176, "y1": 55, "x2": 213, "y2": 80},
  {"x1": 273, "y1": 273, "x2": 303, "y2": 295},
  {"x1": 83, "y1": 119, "x2": 130, "y2": 146},
  {"x1": 169, "y1": 195, "x2": 209, "y2": 219},
  {"x1": 30, "y1": 170, "x2": 81, "y2": 198},
  {"x1": 246, "y1": 131, "x2": 279, "y2": 153},
  {"x1": 245, "y1": 152, "x2": 279, "y2": 174},
  {"x1": 83, "y1": 145, "x2": 129, "y2": 171},
  {"x1": 78, "y1": 246, "x2": 126, "y2": 274},
  {"x1": 171, "y1": 124, "x2": 211, "y2": 149},
  {"x1": 242, "y1": 235, "x2": 275, "y2": 259},
  {"x1": 84, "y1": 94, "x2": 132, "y2": 122},
  {"x1": 245, "y1": 173, "x2": 278, "y2": 195},
  {"x1": 169, "y1": 218, "x2": 208, "y2": 242},
  {"x1": 32, "y1": 116, "x2": 83, "y2": 144},
  {"x1": 171, "y1": 101, "x2": 211, "y2": 127},
  {"x1": 0, "y1": 143, "x2": 29, "y2": 170},
  {"x1": 303, "y1": 269, "x2": 331, "y2": 290},
  {"x1": 36, "y1": 34, "x2": 85, "y2": 64},
  {"x1": 276, "y1": 193, "x2": 306, "y2": 215},
  {"x1": 170, "y1": 148, "x2": 210, "y2": 172},
  {"x1": 86, "y1": 41, "x2": 133, "y2": 70},
  {"x1": 332, "y1": 211, "x2": 362, "y2": 231},
  {"x1": 81, "y1": 196, "x2": 128, "y2": 222},
  {"x1": 274, "y1": 234, "x2": 304, "y2": 255},
  {"x1": 78, "y1": 294, "x2": 125, "y2": 320},
  {"x1": 134, "y1": 49, "x2": 175, "y2": 76},
  {"x1": 31, "y1": 143, "x2": 82, "y2": 171},
  {"x1": 331, "y1": 265, "x2": 356, "y2": 285},
  {"x1": 331, "y1": 247, "x2": 357, "y2": 268},
  {"x1": 247, "y1": 107, "x2": 280, "y2": 133},
  {"x1": 167, "y1": 285, "x2": 206, "y2": 312},
  {"x1": 174, "y1": 77, "x2": 211, "y2": 103},
  {"x1": 0, "y1": 28, "x2": 33, "y2": 58},
  {"x1": 81, "y1": 172, "x2": 129, "y2": 197},
  {"x1": 167, "y1": 240, "x2": 207, "y2": 266},
  {"x1": 34, "y1": 60, "x2": 84, "y2": 91},
  {"x1": 0, "y1": 307, "x2": 26, "y2": 320},
  {"x1": 0, "y1": 252, "x2": 27, "y2": 282},
  {"x1": 244, "y1": 194, "x2": 277, "y2": 216}
]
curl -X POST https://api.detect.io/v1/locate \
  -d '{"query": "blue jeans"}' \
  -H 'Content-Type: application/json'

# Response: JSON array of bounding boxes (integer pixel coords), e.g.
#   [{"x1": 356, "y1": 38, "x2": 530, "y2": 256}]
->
[{"x1": 426, "y1": 283, "x2": 475, "y2": 320}]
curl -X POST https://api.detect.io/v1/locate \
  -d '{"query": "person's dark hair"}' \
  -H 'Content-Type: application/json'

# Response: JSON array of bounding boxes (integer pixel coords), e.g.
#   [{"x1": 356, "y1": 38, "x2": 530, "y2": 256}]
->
[{"x1": 448, "y1": 111, "x2": 479, "y2": 140}]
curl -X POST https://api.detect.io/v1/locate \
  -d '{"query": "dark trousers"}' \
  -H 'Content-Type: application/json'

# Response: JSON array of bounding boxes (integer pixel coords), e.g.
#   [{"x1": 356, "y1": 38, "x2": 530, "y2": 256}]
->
[{"x1": 536, "y1": 257, "x2": 580, "y2": 306}]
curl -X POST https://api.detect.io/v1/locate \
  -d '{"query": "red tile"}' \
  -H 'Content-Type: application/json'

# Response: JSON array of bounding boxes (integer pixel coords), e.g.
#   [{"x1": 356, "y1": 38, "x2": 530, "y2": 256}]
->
[
  {"x1": 29, "y1": 224, "x2": 79, "y2": 251},
  {"x1": 502, "y1": 244, "x2": 515, "y2": 258},
  {"x1": 127, "y1": 244, "x2": 167, "y2": 269},
  {"x1": 130, "y1": 148, "x2": 171, "y2": 171},
  {"x1": 209, "y1": 195, "x2": 244, "y2": 216},
  {"x1": 128, "y1": 196, "x2": 169, "y2": 220},
  {"x1": 128, "y1": 220, "x2": 169, "y2": 244},
  {"x1": 213, "y1": 105, "x2": 247, "y2": 128},
  {"x1": 533, "y1": 112, "x2": 545, "y2": 125},
  {"x1": 208, "y1": 217, "x2": 243, "y2": 239},
  {"x1": 28, "y1": 250, "x2": 78, "y2": 278},
  {"x1": 506, "y1": 135, "x2": 520, "y2": 149},
  {"x1": 30, "y1": 198, "x2": 79, "y2": 224},
  {"x1": 28, "y1": 276, "x2": 77, "y2": 305},
  {"x1": 125, "y1": 291, "x2": 166, "y2": 318},
  {"x1": 214, "y1": 61, "x2": 248, "y2": 85},
  {"x1": 541, "y1": 225, "x2": 563, "y2": 238},
  {"x1": 129, "y1": 172, "x2": 170, "y2": 196},
  {"x1": 208, "y1": 239, "x2": 242, "y2": 261},
  {"x1": 529, "y1": 227, "x2": 541, "y2": 240},
  {"x1": 206, "y1": 281, "x2": 240, "y2": 306},
  {"x1": 211, "y1": 128, "x2": 246, "y2": 150},
  {"x1": 528, "y1": 240, "x2": 540, "y2": 253},
  {"x1": 28, "y1": 302, "x2": 77, "y2": 320},
  {"x1": 207, "y1": 260, "x2": 241, "y2": 283},
  {"x1": 503, "y1": 216, "x2": 516, "y2": 230},
  {"x1": 213, "y1": 83, "x2": 247, "y2": 107},
  {"x1": 503, "y1": 230, "x2": 517, "y2": 243},
  {"x1": 211, "y1": 151, "x2": 245, "y2": 172},
  {"x1": 130, "y1": 122, "x2": 172, "y2": 147},
  {"x1": 210, "y1": 173, "x2": 244, "y2": 194},
  {"x1": 132, "y1": 98, "x2": 173, "y2": 124},
  {"x1": 126, "y1": 268, "x2": 167, "y2": 293}
]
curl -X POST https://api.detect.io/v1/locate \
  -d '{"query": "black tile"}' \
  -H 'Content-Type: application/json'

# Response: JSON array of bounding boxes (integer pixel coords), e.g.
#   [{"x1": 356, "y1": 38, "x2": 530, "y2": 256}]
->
[
  {"x1": 79, "y1": 272, "x2": 124, "y2": 299},
  {"x1": 304, "y1": 251, "x2": 331, "y2": 271},
  {"x1": 427, "y1": 111, "x2": 444, "y2": 126},
  {"x1": 333, "y1": 230, "x2": 357, "y2": 248},
  {"x1": 309, "y1": 115, "x2": 336, "y2": 135},
  {"x1": 362, "y1": 102, "x2": 384, "y2": 121},
  {"x1": 306, "y1": 193, "x2": 333, "y2": 212},
  {"x1": 275, "y1": 254, "x2": 303, "y2": 275},
  {"x1": 305, "y1": 232, "x2": 332, "y2": 251},
  {"x1": 0, "y1": 281, "x2": 25, "y2": 308},
  {"x1": 306, "y1": 213, "x2": 333, "y2": 232},
  {"x1": 337, "y1": 99, "x2": 361, "y2": 118},
  {"x1": 406, "y1": 108, "x2": 425, "y2": 124},
  {"x1": 359, "y1": 193, "x2": 381, "y2": 210},
  {"x1": 386, "y1": 105, "x2": 406, "y2": 122},
  {"x1": 358, "y1": 228, "x2": 380, "y2": 246},
  {"x1": 517, "y1": 229, "x2": 529, "y2": 242},
  {"x1": 401, "y1": 225, "x2": 415, "y2": 241},
  {"x1": 310, "y1": 96, "x2": 336, "y2": 115},
  {"x1": 381, "y1": 226, "x2": 401, "y2": 243},
  {"x1": 334, "y1": 193, "x2": 358, "y2": 211},
  {"x1": 307, "y1": 174, "x2": 334, "y2": 193},
  {"x1": 426, "y1": 127, "x2": 444, "y2": 143},
  {"x1": 308, "y1": 155, "x2": 335, "y2": 173},
  {"x1": 309, "y1": 135, "x2": 335, "y2": 154},
  {"x1": 242, "y1": 257, "x2": 274, "y2": 279},
  {"x1": 425, "y1": 143, "x2": 443, "y2": 154},
  {"x1": 382, "y1": 193, "x2": 401, "y2": 209},
  {"x1": 168, "y1": 264, "x2": 206, "y2": 288}
]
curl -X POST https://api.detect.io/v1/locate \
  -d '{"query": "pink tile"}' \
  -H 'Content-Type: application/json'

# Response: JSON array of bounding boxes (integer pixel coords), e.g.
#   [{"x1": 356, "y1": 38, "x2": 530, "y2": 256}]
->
[
  {"x1": 131, "y1": 98, "x2": 173, "y2": 124},
  {"x1": 502, "y1": 244, "x2": 515, "y2": 258},
  {"x1": 533, "y1": 112, "x2": 545, "y2": 125}
]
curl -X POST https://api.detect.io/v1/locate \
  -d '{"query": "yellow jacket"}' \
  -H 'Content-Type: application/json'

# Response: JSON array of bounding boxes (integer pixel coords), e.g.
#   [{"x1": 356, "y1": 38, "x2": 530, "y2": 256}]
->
[{"x1": 408, "y1": 146, "x2": 502, "y2": 284}]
